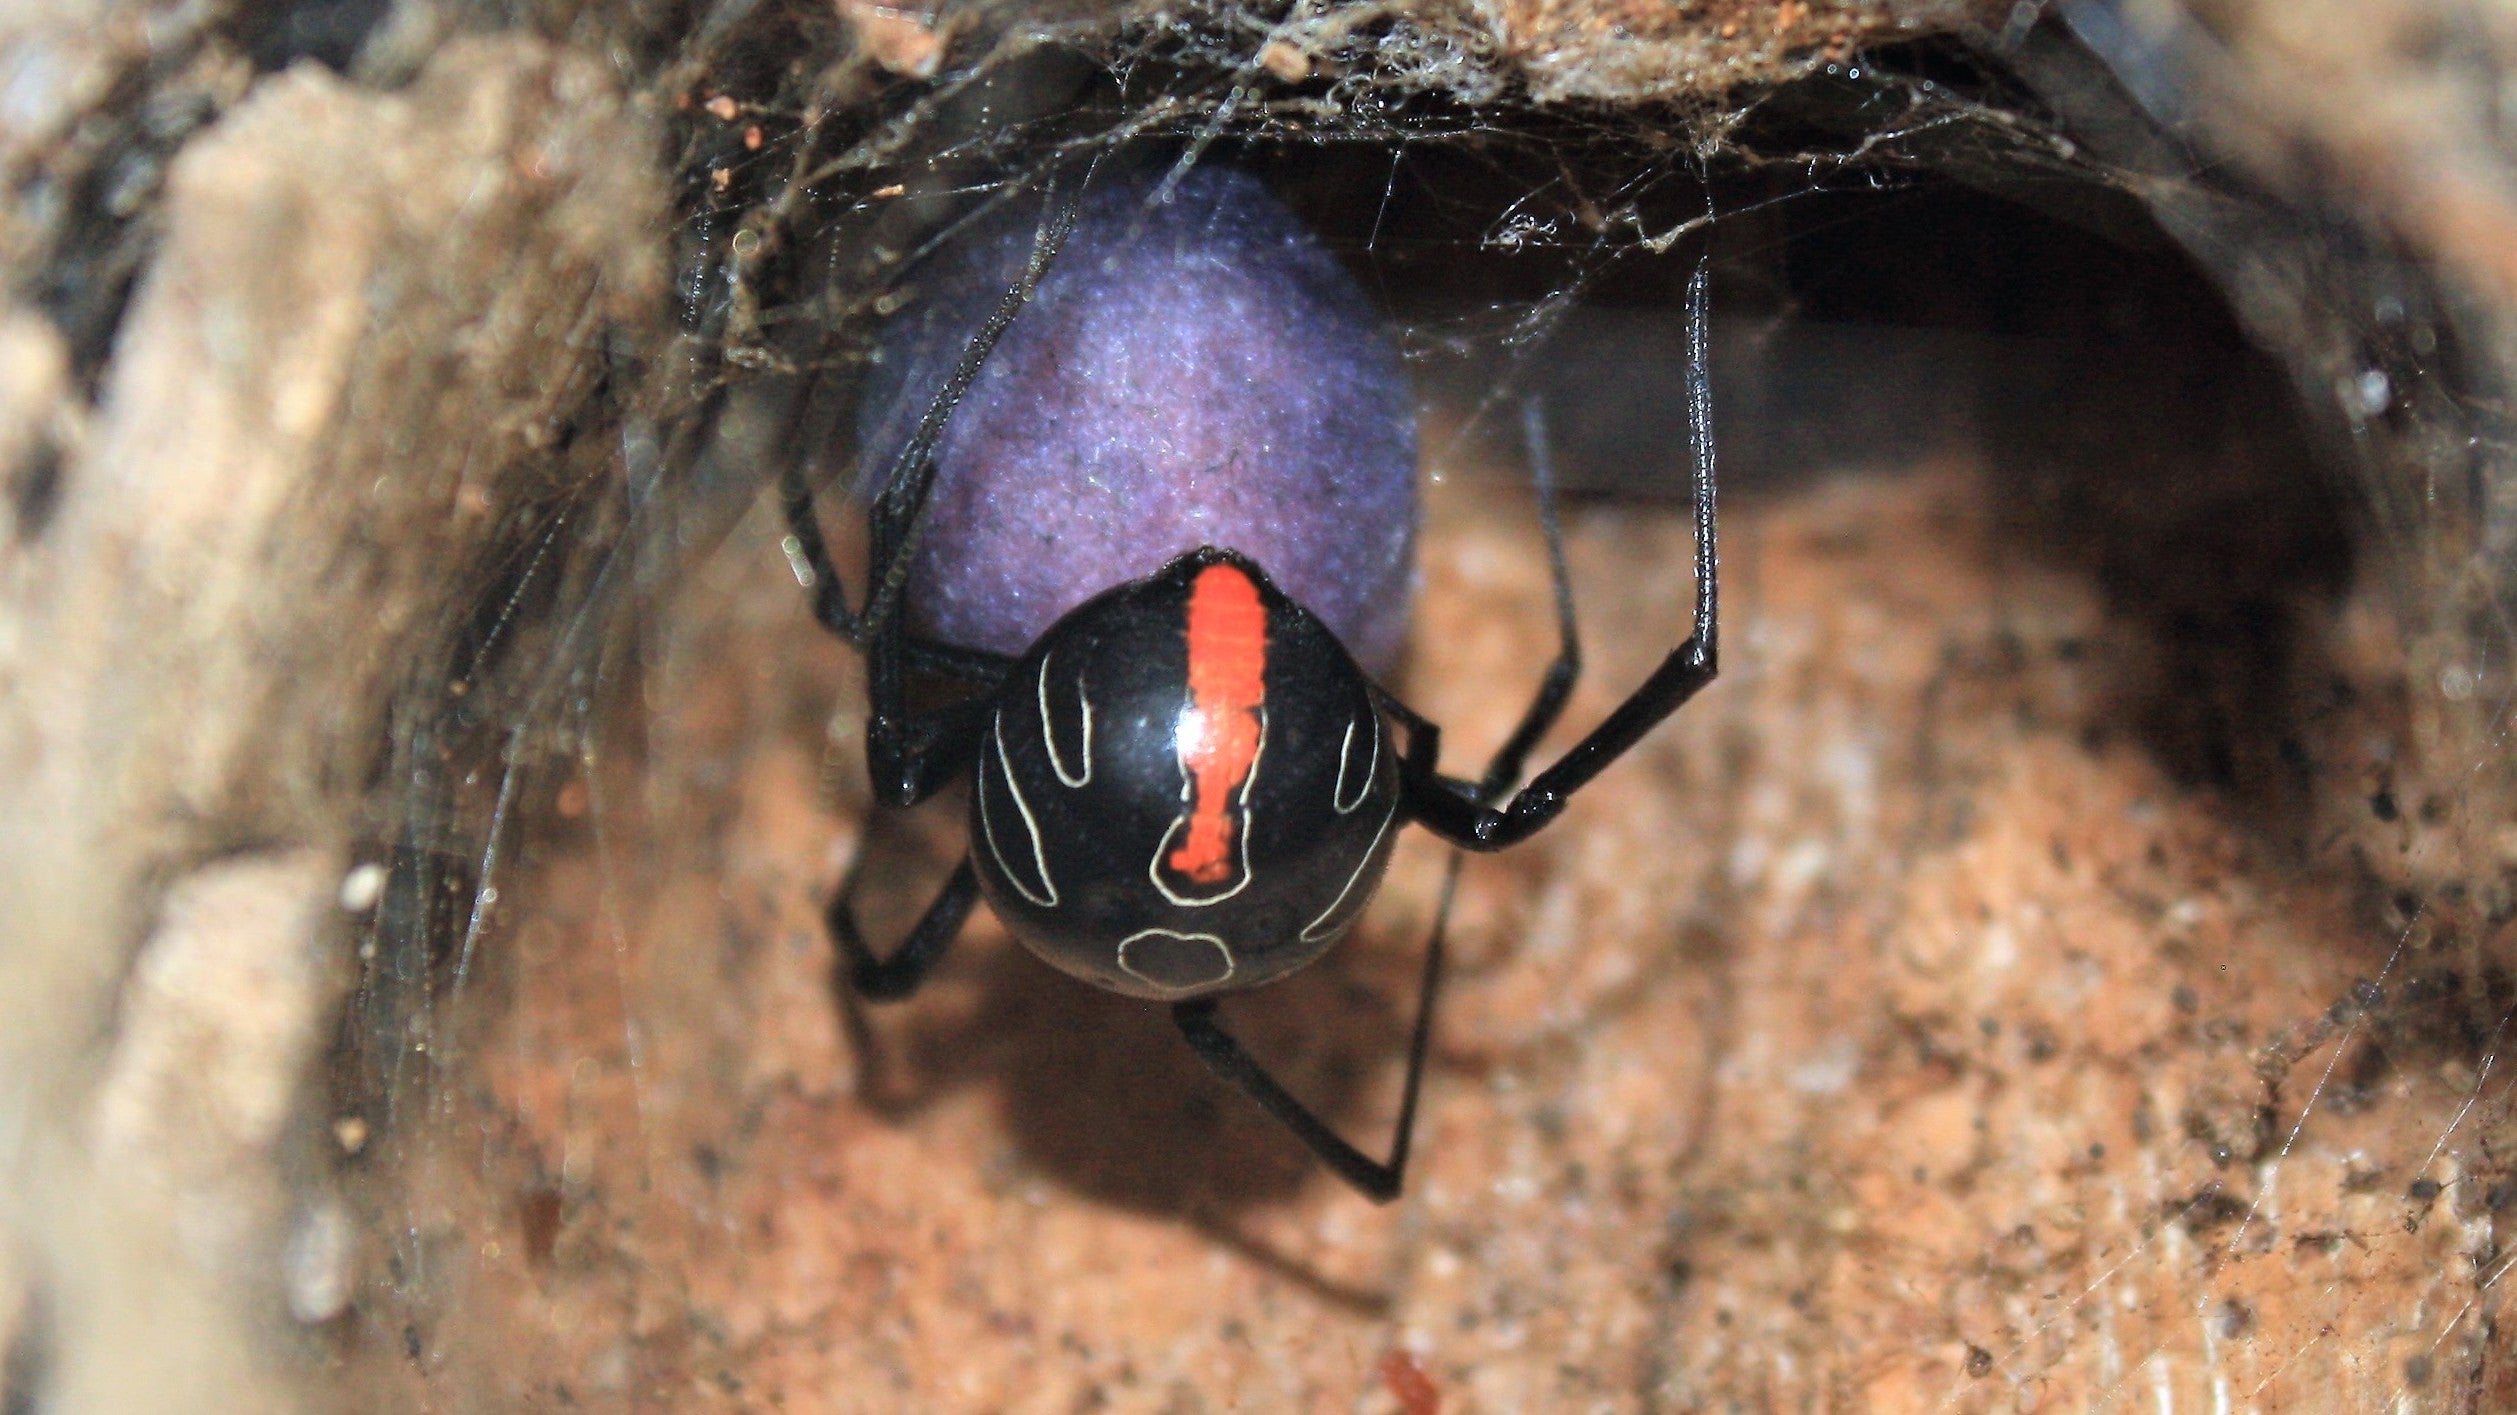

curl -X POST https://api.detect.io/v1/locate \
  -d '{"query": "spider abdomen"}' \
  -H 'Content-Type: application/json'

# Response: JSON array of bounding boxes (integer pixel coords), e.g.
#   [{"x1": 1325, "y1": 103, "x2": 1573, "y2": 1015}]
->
[{"x1": 968, "y1": 548, "x2": 1403, "y2": 1001}]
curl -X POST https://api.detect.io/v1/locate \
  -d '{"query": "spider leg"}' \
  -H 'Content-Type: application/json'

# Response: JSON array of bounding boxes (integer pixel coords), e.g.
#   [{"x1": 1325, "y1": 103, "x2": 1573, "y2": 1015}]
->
[
  {"x1": 832, "y1": 855, "x2": 982, "y2": 1001},
  {"x1": 780, "y1": 474, "x2": 1018, "y2": 688},
  {"x1": 778, "y1": 459, "x2": 862, "y2": 641},
  {"x1": 856, "y1": 194, "x2": 1083, "y2": 645},
  {"x1": 902, "y1": 636, "x2": 1019, "y2": 686},
  {"x1": 1469, "y1": 396, "x2": 1585, "y2": 800},
  {"x1": 1399, "y1": 262, "x2": 1721, "y2": 852},
  {"x1": 783, "y1": 189, "x2": 1081, "y2": 806},
  {"x1": 863, "y1": 691, "x2": 1001, "y2": 806},
  {"x1": 1172, "y1": 870, "x2": 1448, "y2": 1204},
  {"x1": 782, "y1": 482, "x2": 1008, "y2": 804},
  {"x1": 1225, "y1": 404, "x2": 1581, "y2": 1199},
  {"x1": 775, "y1": 191, "x2": 1081, "y2": 653},
  {"x1": 783, "y1": 464, "x2": 1012, "y2": 802}
]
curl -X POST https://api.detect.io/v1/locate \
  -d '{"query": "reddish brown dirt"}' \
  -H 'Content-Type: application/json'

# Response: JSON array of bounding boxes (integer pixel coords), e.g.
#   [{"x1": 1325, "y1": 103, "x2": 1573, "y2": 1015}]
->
[{"x1": 348, "y1": 445, "x2": 2513, "y2": 1412}]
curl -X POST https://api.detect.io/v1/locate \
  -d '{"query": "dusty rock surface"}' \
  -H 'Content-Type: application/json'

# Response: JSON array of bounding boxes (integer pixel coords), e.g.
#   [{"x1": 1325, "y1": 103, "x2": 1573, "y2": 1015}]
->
[
  {"x1": 346, "y1": 419, "x2": 2513, "y2": 1410},
  {"x1": 0, "y1": 36, "x2": 662, "y2": 1415},
  {"x1": 0, "y1": 4, "x2": 2507, "y2": 1413}
]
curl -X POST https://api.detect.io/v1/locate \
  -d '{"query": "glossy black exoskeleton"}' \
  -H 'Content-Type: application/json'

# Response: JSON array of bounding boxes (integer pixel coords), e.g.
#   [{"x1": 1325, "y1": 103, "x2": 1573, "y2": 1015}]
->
[
  {"x1": 969, "y1": 546, "x2": 1401, "y2": 1002},
  {"x1": 782, "y1": 169, "x2": 1720, "y2": 1201}
]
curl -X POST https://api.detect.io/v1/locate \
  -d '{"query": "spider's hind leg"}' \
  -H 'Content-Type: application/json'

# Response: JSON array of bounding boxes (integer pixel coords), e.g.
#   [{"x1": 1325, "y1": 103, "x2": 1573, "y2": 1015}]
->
[
  {"x1": 1172, "y1": 879, "x2": 1445, "y2": 1205},
  {"x1": 1173, "y1": 394, "x2": 1589, "y2": 1204},
  {"x1": 832, "y1": 855, "x2": 981, "y2": 1003}
]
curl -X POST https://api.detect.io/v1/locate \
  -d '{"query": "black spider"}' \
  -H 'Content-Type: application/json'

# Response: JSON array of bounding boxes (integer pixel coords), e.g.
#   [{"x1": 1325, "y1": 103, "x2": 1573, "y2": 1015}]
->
[{"x1": 780, "y1": 170, "x2": 1719, "y2": 1202}]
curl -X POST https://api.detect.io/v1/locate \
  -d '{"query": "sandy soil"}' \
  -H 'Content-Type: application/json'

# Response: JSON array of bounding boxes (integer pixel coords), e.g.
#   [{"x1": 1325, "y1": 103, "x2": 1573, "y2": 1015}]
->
[{"x1": 344, "y1": 444, "x2": 2512, "y2": 1412}]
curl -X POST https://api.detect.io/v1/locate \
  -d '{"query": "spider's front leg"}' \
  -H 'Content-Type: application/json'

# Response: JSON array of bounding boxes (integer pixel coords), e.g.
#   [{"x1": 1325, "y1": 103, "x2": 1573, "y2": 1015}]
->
[
  {"x1": 791, "y1": 486, "x2": 1011, "y2": 995},
  {"x1": 781, "y1": 466, "x2": 1012, "y2": 807},
  {"x1": 779, "y1": 189, "x2": 1081, "y2": 805},
  {"x1": 856, "y1": 624, "x2": 1005, "y2": 807},
  {"x1": 1393, "y1": 263, "x2": 1722, "y2": 854},
  {"x1": 1172, "y1": 928, "x2": 1440, "y2": 1204}
]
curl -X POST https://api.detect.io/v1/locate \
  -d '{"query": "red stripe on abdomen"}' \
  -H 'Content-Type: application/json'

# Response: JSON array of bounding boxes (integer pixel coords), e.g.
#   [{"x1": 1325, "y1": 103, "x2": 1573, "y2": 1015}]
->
[{"x1": 1168, "y1": 564, "x2": 1268, "y2": 885}]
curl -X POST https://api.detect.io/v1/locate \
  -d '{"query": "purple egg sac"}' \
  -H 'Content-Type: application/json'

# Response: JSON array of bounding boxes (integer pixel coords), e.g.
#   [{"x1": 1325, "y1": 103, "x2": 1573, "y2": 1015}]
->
[{"x1": 855, "y1": 161, "x2": 1419, "y2": 675}]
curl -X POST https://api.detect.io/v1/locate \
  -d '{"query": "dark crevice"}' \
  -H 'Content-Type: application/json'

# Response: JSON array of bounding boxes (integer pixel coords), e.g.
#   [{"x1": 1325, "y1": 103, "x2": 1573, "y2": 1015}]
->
[
  {"x1": 10, "y1": 436, "x2": 62, "y2": 543},
  {"x1": 2, "y1": 1282, "x2": 49, "y2": 1415},
  {"x1": 234, "y1": 0, "x2": 395, "y2": 74},
  {"x1": 1260, "y1": 124, "x2": 2354, "y2": 840},
  {"x1": 23, "y1": 61, "x2": 231, "y2": 395},
  {"x1": 1730, "y1": 173, "x2": 2351, "y2": 830}
]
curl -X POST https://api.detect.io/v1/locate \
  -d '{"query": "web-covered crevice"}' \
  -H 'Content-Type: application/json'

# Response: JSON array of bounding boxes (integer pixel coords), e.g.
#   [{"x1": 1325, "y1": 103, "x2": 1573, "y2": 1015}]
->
[{"x1": 326, "y1": 3, "x2": 2517, "y2": 1411}]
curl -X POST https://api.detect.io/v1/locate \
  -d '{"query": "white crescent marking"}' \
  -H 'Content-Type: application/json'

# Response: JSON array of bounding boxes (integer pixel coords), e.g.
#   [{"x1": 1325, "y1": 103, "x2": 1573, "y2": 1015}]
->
[
  {"x1": 976, "y1": 712, "x2": 1058, "y2": 908},
  {"x1": 1039, "y1": 650, "x2": 1092, "y2": 788},
  {"x1": 1299, "y1": 792, "x2": 1399, "y2": 942},
  {"x1": 1330, "y1": 712, "x2": 1379, "y2": 815}
]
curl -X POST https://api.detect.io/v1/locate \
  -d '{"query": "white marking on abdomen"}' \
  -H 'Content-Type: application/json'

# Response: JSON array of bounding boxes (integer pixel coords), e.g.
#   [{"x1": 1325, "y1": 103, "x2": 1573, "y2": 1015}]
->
[
  {"x1": 1300, "y1": 793, "x2": 1398, "y2": 942},
  {"x1": 1039, "y1": 650, "x2": 1092, "y2": 788},
  {"x1": 1116, "y1": 928, "x2": 1237, "y2": 994},
  {"x1": 977, "y1": 712, "x2": 1058, "y2": 907},
  {"x1": 1330, "y1": 712, "x2": 1379, "y2": 814}
]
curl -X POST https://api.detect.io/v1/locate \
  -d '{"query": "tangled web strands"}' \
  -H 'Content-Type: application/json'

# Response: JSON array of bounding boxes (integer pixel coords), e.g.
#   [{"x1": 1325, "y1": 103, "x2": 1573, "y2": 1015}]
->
[{"x1": 2, "y1": 0, "x2": 2510, "y2": 1411}]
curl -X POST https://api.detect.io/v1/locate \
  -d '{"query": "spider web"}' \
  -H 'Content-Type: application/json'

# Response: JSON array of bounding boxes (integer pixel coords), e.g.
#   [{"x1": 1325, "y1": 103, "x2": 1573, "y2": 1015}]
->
[{"x1": 329, "y1": 3, "x2": 2517, "y2": 1410}]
